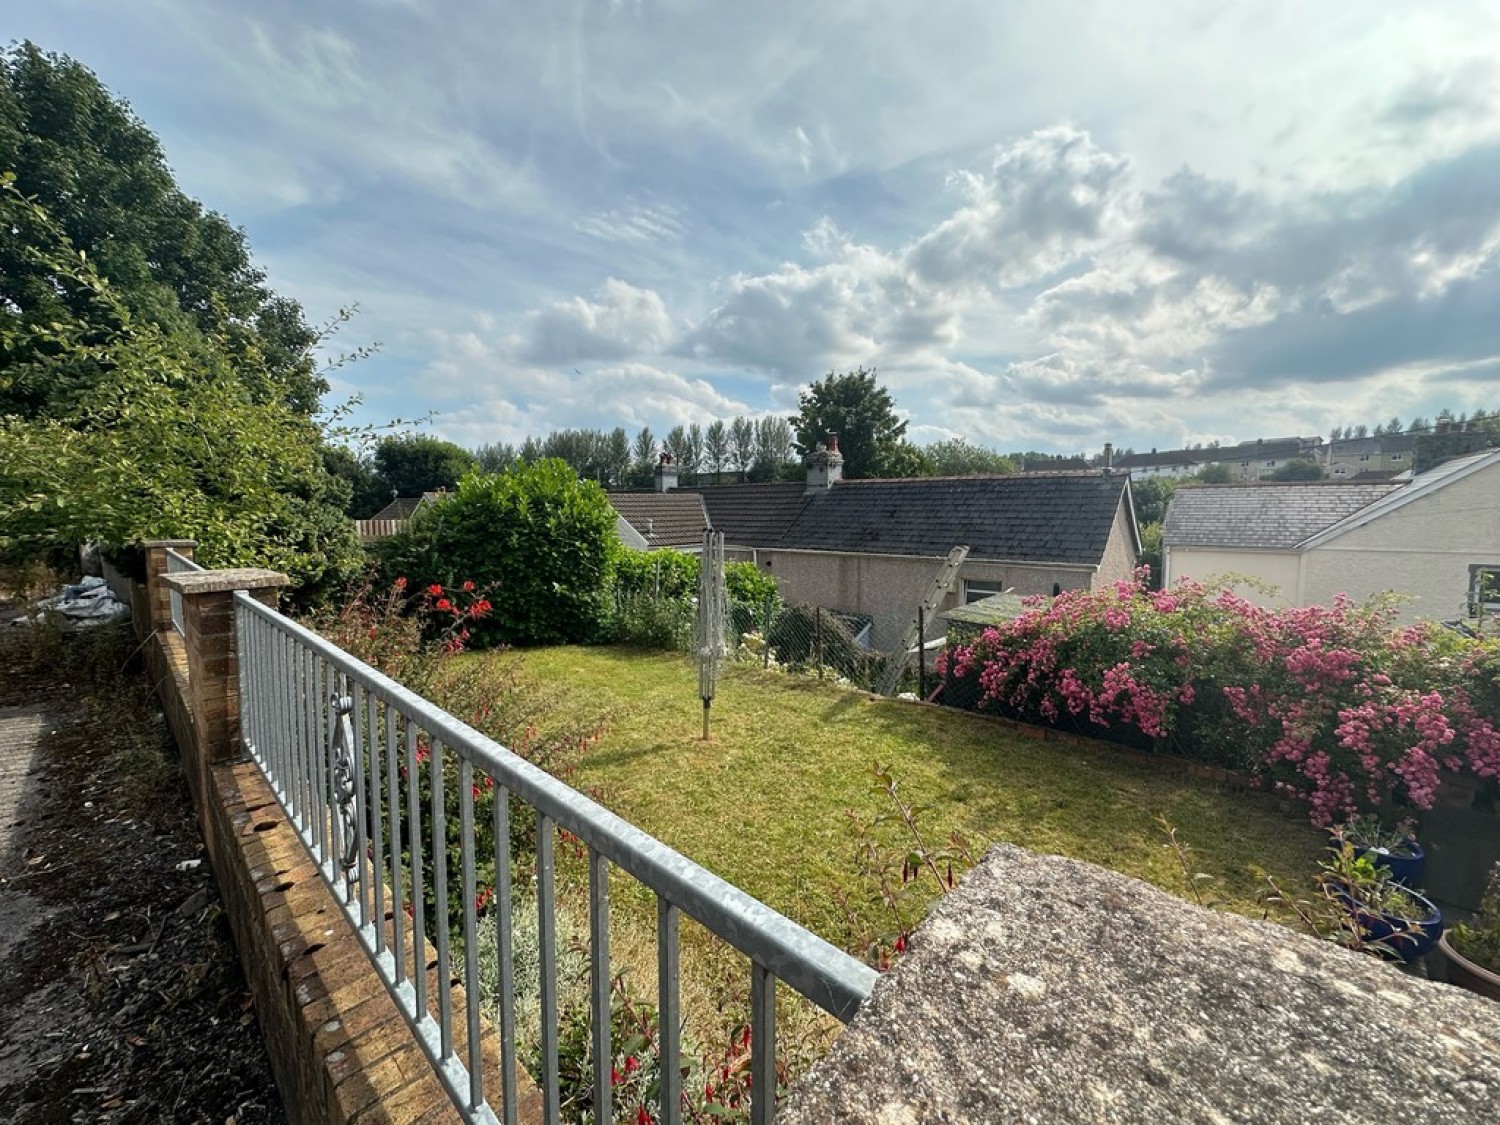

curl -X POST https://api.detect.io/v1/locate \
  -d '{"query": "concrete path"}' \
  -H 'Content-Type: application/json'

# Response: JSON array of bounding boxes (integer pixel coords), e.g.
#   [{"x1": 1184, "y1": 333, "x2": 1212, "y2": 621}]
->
[{"x1": 0, "y1": 701, "x2": 62, "y2": 1094}]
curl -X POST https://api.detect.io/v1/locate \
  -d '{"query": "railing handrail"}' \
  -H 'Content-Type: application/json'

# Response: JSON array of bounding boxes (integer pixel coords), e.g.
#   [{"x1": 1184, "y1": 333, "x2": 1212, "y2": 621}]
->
[
  {"x1": 165, "y1": 549, "x2": 204, "y2": 635},
  {"x1": 233, "y1": 591, "x2": 878, "y2": 1021}
]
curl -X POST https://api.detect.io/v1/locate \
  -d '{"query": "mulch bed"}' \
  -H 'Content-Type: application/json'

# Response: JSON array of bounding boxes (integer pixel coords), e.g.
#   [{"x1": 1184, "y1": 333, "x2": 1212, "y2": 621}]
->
[{"x1": 0, "y1": 604, "x2": 286, "y2": 1124}]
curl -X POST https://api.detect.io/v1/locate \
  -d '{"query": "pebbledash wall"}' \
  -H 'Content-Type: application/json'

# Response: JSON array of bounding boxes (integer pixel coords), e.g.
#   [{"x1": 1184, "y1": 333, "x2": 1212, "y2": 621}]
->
[{"x1": 110, "y1": 542, "x2": 539, "y2": 1125}]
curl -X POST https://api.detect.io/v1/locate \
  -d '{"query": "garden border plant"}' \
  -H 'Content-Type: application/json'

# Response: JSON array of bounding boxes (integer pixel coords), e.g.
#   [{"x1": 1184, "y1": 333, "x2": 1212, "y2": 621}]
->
[{"x1": 938, "y1": 570, "x2": 1500, "y2": 827}]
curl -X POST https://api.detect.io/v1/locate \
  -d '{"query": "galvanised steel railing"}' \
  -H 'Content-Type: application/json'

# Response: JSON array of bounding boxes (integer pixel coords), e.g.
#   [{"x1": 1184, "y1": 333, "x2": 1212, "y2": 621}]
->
[
  {"x1": 234, "y1": 592, "x2": 877, "y2": 1125},
  {"x1": 165, "y1": 548, "x2": 202, "y2": 636}
]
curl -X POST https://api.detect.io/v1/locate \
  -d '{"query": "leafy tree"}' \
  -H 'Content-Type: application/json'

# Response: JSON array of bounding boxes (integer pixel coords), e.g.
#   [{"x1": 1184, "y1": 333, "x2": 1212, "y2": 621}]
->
[
  {"x1": 1139, "y1": 522, "x2": 1164, "y2": 589},
  {"x1": 1131, "y1": 477, "x2": 1178, "y2": 526},
  {"x1": 474, "y1": 441, "x2": 518, "y2": 475},
  {"x1": 789, "y1": 366, "x2": 908, "y2": 479},
  {"x1": 1269, "y1": 459, "x2": 1325, "y2": 481},
  {"x1": 0, "y1": 42, "x2": 324, "y2": 418},
  {"x1": 604, "y1": 426, "x2": 631, "y2": 486},
  {"x1": 703, "y1": 420, "x2": 729, "y2": 483},
  {"x1": 520, "y1": 435, "x2": 544, "y2": 463},
  {"x1": 0, "y1": 179, "x2": 360, "y2": 598},
  {"x1": 377, "y1": 460, "x2": 616, "y2": 646},
  {"x1": 920, "y1": 438, "x2": 1016, "y2": 477},
  {"x1": 373, "y1": 434, "x2": 476, "y2": 497},
  {"x1": 1194, "y1": 463, "x2": 1235, "y2": 484},
  {"x1": 880, "y1": 441, "x2": 932, "y2": 479},
  {"x1": 729, "y1": 417, "x2": 755, "y2": 481},
  {"x1": 751, "y1": 416, "x2": 796, "y2": 482},
  {"x1": 324, "y1": 444, "x2": 389, "y2": 518}
]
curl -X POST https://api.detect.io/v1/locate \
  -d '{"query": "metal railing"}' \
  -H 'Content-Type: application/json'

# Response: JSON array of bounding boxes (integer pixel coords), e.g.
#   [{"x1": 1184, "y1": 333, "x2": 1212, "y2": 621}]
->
[
  {"x1": 165, "y1": 549, "x2": 203, "y2": 635},
  {"x1": 234, "y1": 593, "x2": 877, "y2": 1125}
]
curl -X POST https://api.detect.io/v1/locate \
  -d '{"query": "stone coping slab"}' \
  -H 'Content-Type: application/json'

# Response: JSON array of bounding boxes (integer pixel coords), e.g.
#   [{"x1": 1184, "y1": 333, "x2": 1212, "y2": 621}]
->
[
  {"x1": 777, "y1": 843, "x2": 1500, "y2": 1124},
  {"x1": 164, "y1": 568, "x2": 291, "y2": 594}
]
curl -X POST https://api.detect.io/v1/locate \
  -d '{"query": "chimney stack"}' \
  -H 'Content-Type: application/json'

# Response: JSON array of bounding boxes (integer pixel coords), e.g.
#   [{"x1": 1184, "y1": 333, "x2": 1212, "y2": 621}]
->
[
  {"x1": 1102, "y1": 442, "x2": 1114, "y2": 475},
  {"x1": 804, "y1": 431, "x2": 845, "y2": 494},
  {"x1": 654, "y1": 450, "x2": 678, "y2": 492}
]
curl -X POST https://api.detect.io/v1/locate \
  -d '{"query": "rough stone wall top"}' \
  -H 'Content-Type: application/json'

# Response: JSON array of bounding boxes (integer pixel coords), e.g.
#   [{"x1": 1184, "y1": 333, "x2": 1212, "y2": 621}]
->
[{"x1": 777, "y1": 844, "x2": 1500, "y2": 1125}]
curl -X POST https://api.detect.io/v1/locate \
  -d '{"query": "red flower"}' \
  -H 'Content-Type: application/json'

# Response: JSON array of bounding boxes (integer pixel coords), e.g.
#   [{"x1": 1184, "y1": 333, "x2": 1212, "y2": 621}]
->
[
  {"x1": 435, "y1": 597, "x2": 453, "y2": 611},
  {"x1": 427, "y1": 583, "x2": 443, "y2": 596},
  {"x1": 611, "y1": 1066, "x2": 623, "y2": 1087},
  {"x1": 394, "y1": 576, "x2": 408, "y2": 591},
  {"x1": 624, "y1": 1055, "x2": 640, "y2": 1074},
  {"x1": 462, "y1": 580, "x2": 475, "y2": 592},
  {"x1": 636, "y1": 1107, "x2": 652, "y2": 1125}
]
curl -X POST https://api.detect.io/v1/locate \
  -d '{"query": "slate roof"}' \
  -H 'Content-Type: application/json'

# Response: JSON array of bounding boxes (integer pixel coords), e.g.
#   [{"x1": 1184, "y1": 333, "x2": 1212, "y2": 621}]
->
[
  {"x1": 1115, "y1": 449, "x2": 1207, "y2": 470},
  {"x1": 606, "y1": 492, "x2": 710, "y2": 549},
  {"x1": 1162, "y1": 483, "x2": 1401, "y2": 549},
  {"x1": 689, "y1": 483, "x2": 810, "y2": 549},
  {"x1": 369, "y1": 493, "x2": 439, "y2": 521},
  {"x1": 778, "y1": 473, "x2": 1130, "y2": 564}
]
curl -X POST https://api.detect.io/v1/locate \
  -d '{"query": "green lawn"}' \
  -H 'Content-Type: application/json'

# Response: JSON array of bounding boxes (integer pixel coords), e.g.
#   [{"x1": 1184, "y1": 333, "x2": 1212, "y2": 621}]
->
[{"x1": 492, "y1": 647, "x2": 1327, "y2": 950}]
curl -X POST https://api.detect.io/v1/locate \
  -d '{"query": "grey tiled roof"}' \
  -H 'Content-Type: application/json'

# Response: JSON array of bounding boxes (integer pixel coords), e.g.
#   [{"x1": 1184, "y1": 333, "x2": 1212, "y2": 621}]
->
[
  {"x1": 690, "y1": 483, "x2": 810, "y2": 548},
  {"x1": 369, "y1": 494, "x2": 439, "y2": 521},
  {"x1": 1162, "y1": 483, "x2": 1401, "y2": 549},
  {"x1": 779, "y1": 473, "x2": 1129, "y2": 564},
  {"x1": 607, "y1": 492, "x2": 710, "y2": 548}
]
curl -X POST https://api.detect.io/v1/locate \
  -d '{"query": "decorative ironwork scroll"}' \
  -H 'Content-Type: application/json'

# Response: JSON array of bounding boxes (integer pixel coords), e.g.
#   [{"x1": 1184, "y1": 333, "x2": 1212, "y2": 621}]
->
[{"x1": 328, "y1": 692, "x2": 360, "y2": 883}]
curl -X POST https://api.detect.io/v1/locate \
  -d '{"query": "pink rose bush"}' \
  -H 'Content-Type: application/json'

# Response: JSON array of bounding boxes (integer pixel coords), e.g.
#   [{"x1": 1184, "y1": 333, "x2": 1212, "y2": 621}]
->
[{"x1": 937, "y1": 570, "x2": 1500, "y2": 826}]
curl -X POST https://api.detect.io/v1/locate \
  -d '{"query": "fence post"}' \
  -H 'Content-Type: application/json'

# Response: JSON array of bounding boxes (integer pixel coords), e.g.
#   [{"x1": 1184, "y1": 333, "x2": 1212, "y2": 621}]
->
[
  {"x1": 917, "y1": 606, "x2": 926, "y2": 700},
  {"x1": 142, "y1": 539, "x2": 195, "y2": 635},
  {"x1": 816, "y1": 606, "x2": 824, "y2": 681},
  {"x1": 763, "y1": 595, "x2": 774, "y2": 670},
  {"x1": 163, "y1": 567, "x2": 290, "y2": 809}
]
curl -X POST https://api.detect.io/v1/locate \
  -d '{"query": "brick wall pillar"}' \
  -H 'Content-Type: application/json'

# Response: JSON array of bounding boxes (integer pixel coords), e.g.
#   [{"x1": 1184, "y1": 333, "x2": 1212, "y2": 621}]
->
[
  {"x1": 142, "y1": 539, "x2": 196, "y2": 635},
  {"x1": 164, "y1": 568, "x2": 290, "y2": 811}
]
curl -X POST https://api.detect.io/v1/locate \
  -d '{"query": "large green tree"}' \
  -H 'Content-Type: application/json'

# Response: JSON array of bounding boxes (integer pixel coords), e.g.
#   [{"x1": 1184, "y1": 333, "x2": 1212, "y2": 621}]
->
[
  {"x1": 372, "y1": 434, "x2": 477, "y2": 498},
  {"x1": 0, "y1": 42, "x2": 324, "y2": 419},
  {"x1": 919, "y1": 438, "x2": 1015, "y2": 477},
  {"x1": 0, "y1": 179, "x2": 361, "y2": 599},
  {"x1": 789, "y1": 366, "x2": 908, "y2": 479}
]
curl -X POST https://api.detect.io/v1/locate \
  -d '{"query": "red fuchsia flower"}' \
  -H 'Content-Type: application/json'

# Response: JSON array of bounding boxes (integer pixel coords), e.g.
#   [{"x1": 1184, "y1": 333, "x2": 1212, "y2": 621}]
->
[
  {"x1": 461, "y1": 580, "x2": 475, "y2": 592},
  {"x1": 435, "y1": 597, "x2": 453, "y2": 611},
  {"x1": 636, "y1": 1107, "x2": 653, "y2": 1125},
  {"x1": 394, "y1": 576, "x2": 408, "y2": 591},
  {"x1": 611, "y1": 1066, "x2": 623, "y2": 1087},
  {"x1": 475, "y1": 886, "x2": 495, "y2": 912},
  {"x1": 624, "y1": 1055, "x2": 640, "y2": 1074},
  {"x1": 427, "y1": 583, "x2": 443, "y2": 596}
]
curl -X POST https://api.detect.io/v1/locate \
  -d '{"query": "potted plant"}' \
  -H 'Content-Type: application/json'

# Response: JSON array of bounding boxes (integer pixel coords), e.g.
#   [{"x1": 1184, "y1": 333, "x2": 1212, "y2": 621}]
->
[
  {"x1": 1319, "y1": 838, "x2": 1443, "y2": 964},
  {"x1": 1342, "y1": 813, "x2": 1426, "y2": 886},
  {"x1": 1439, "y1": 861, "x2": 1500, "y2": 1001}
]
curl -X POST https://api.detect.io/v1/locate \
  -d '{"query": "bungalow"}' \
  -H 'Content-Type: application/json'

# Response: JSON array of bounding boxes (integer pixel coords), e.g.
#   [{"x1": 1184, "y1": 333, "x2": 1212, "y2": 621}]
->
[
  {"x1": 681, "y1": 438, "x2": 1140, "y2": 648},
  {"x1": 1162, "y1": 449, "x2": 1500, "y2": 626}
]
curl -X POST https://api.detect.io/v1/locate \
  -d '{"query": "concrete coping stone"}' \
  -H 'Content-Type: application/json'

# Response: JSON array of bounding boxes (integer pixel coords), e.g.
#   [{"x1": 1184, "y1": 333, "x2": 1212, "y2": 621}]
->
[
  {"x1": 142, "y1": 538, "x2": 198, "y2": 549},
  {"x1": 163, "y1": 568, "x2": 291, "y2": 594},
  {"x1": 778, "y1": 842, "x2": 1500, "y2": 1124}
]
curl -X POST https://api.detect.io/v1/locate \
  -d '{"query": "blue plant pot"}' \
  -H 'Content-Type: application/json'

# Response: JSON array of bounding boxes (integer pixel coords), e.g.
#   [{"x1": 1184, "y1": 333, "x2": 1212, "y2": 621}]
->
[
  {"x1": 1353, "y1": 838, "x2": 1426, "y2": 887},
  {"x1": 1334, "y1": 884, "x2": 1443, "y2": 963}
]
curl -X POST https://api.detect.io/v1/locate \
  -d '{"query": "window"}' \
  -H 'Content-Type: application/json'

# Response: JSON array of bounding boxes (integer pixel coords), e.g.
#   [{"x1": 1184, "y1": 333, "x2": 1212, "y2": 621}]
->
[
  {"x1": 1359, "y1": 453, "x2": 1370, "y2": 462},
  {"x1": 1391, "y1": 452, "x2": 1405, "y2": 462},
  {"x1": 1265, "y1": 460, "x2": 1276, "y2": 467},
  {"x1": 963, "y1": 578, "x2": 1005, "y2": 605},
  {"x1": 1471, "y1": 566, "x2": 1500, "y2": 616}
]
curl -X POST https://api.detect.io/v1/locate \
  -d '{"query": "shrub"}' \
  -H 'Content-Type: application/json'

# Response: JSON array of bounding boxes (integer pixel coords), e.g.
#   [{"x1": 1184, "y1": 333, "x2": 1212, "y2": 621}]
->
[
  {"x1": 378, "y1": 460, "x2": 617, "y2": 647},
  {"x1": 938, "y1": 570, "x2": 1500, "y2": 826},
  {"x1": 613, "y1": 547, "x2": 700, "y2": 600}
]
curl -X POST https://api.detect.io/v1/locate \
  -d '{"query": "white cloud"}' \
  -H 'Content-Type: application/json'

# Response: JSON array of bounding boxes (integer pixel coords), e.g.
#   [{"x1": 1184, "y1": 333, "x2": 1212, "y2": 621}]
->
[{"x1": 522, "y1": 279, "x2": 675, "y2": 364}]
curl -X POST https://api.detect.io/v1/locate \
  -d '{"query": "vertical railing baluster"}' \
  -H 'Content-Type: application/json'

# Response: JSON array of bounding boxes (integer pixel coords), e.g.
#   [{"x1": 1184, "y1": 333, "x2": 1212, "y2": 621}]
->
[
  {"x1": 431, "y1": 740, "x2": 453, "y2": 1060},
  {"x1": 294, "y1": 635, "x2": 308, "y2": 826},
  {"x1": 460, "y1": 758, "x2": 484, "y2": 1112},
  {"x1": 590, "y1": 848, "x2": 611, "y2": 1125},
  {"x1": 352, "y1": 682, "x2": 370, "y2": 926},
  {"x1": 657, "y1": 897, "x2": 682, "y2": 1125},
  {"x1": 314, "y1": 657, "x2": 329, "y2": 866},
  {"x1": 369, "y1": 689, "x2": 386, "y2": 953},
  {"x1": 750, "y1": 964, "x2": 776, "y2": 1125},
  {"x1": 493, "y1": 785, "x2": 518, "y2": 1125},
  {"x1": 301, "y1": 643, "x2": 315, "y2": 830},
  {"x1": 407, "y1": 723, "x2": 427, "y2": 1017},
  {"x1": 334, "y1": 672, "x2": 352, "y2": 901},
  {"x1": 538, "y1": 815, "x2": 560, "y2": 1125},
  {"x1": 278, "y1": 629, "x2": 292, "y2": 791},
  {"x1": 388, "y1": 709, "x2": 406, "y2": 985}
]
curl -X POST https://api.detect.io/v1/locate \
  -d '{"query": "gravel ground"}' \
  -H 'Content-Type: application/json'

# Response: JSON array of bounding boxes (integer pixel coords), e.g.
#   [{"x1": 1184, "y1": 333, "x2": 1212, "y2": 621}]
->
[{"x1": 0, "y1": 600, "x2": 287, "y2": 1124}]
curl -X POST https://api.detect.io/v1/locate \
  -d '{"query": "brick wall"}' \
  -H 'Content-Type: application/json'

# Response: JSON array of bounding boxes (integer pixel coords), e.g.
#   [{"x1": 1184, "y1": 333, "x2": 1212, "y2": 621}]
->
[{"x1": 124, "y1": 543, "x2": 539, "y2": 1125}]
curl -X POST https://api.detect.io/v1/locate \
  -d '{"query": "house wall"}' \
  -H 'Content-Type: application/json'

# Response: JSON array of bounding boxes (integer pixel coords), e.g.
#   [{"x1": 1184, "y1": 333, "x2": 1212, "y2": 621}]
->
[
  {"x1": 759, "y1": 549, "x2": 1096, "y2": 648},
  {"x1": 1095, "y1": 495, "x2": 1140, "y2": 588},
  {"x1": 1301, "y1": 460, "x2": 1500, "y2": 623},
  {"x1": 1164, "y1": 546, "x2": 1302, "y2": 606}
]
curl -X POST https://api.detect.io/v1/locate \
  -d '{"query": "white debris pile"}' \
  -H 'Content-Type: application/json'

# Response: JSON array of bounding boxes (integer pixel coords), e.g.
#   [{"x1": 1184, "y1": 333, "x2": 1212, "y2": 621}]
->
[{"x1": 20, "y1": 575, "x2": 131, "y2": 628}]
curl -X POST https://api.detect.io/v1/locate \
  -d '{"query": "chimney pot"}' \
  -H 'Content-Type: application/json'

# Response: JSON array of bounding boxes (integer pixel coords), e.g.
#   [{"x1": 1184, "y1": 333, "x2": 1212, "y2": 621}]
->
[{"x1": 827, "y1": 432, "x2": 840, "y2": 453}]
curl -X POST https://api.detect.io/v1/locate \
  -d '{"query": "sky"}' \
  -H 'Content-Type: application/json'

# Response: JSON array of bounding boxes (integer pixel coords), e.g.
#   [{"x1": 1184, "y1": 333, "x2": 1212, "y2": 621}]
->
[{"x1": 11, "y1": 1, "x2": 1500, "y2": 456}]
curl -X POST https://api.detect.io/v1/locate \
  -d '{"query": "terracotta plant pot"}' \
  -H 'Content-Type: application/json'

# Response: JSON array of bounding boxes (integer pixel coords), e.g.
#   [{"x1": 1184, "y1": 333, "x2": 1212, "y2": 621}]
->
[{"x1": 1438, "y1": 931, "x2": 1500, "y2": 1002}]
